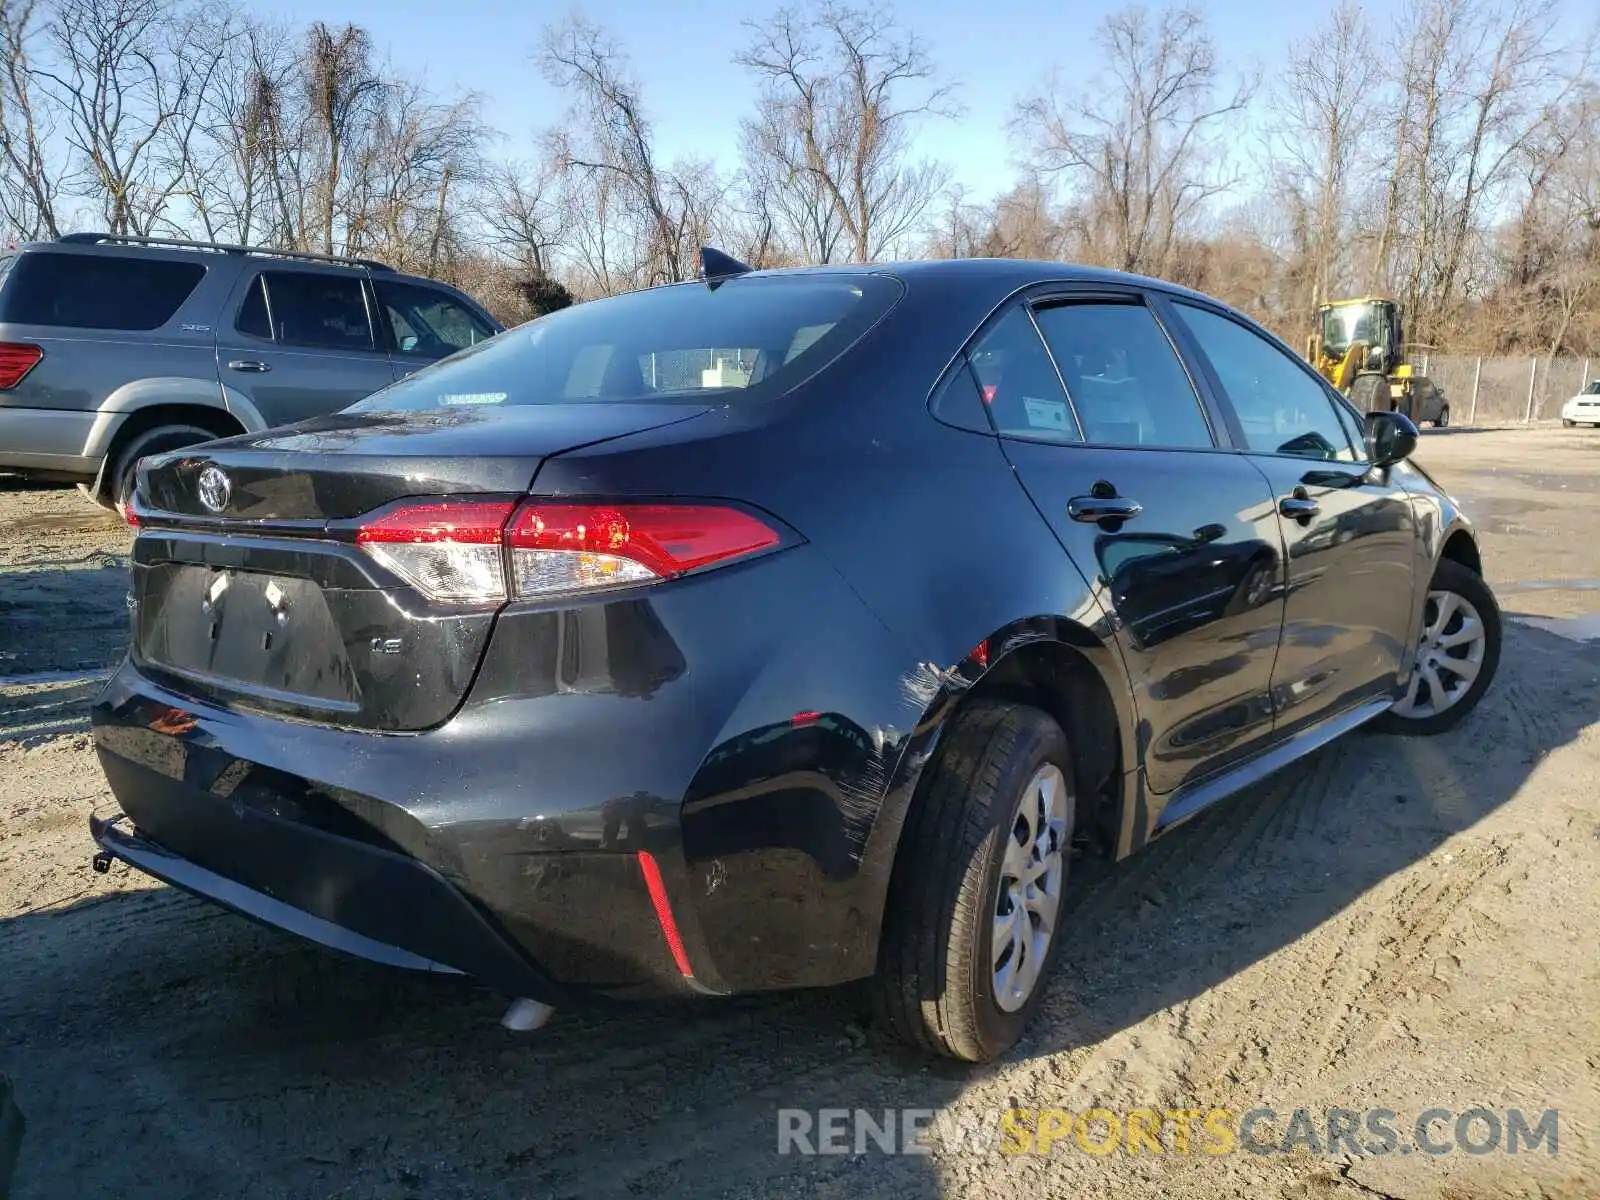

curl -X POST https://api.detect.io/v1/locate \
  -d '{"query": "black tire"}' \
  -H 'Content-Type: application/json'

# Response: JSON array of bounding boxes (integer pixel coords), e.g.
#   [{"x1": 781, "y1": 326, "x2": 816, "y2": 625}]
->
[
  {"x1": 106, "y1": 423, "x2": 217, "y2": 512},
  {"x1": 1435, "y1": 405, "x2": 1450, "y2": 428},
  {"x1": 1373, "y1": 558, "x2": 1501, "y2": 737},
  {"x1": 1348, "y1": 372, "x2": 1390, "y2": 414},
  {"x1": 1564, "y1": 419, "x2": 1575, "y2": 427},
  {"x1": 874, "y1": 700, "x2": 1075, "y2": 1062}
]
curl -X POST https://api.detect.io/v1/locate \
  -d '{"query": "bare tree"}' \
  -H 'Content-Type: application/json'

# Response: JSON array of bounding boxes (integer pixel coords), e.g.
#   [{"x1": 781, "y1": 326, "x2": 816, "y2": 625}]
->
[
  {"x1": 0, "y1": 0, "x2": 62, "y2": 239},
  {"x1": 483, "y1": 157, "x2": 567, "y2": 277},
  {"x1": 1265, "y1": 1, "x2": 1378, "y2": 315},
  {"x1": 303, "y1": 21, "x2": 384, "y2": 253},
  {"x1": 737, "y1": 2, "x2": 955, "y2": 264},
  {"x1": 35, "y1": 0, "x2": 235, "y2": 234},
  {"x1": 1013, "y1": 3, "x2": 1254, "y2": 277},
  {"x1": 541, "y1": 16, "x2": 707, "y2": 287}
]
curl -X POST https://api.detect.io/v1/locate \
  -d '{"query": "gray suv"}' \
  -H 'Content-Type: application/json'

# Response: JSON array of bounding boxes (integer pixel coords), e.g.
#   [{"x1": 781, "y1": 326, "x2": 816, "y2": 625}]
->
[{"x1": 0, "y1": 234, "x2": 503, "y2": 508}]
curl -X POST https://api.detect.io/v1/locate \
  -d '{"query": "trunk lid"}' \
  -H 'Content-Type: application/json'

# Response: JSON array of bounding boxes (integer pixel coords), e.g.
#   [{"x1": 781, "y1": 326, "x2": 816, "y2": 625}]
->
[
  {"x1": 128, "y1": 403, "x2": 709, "y2": 731},
  {"x1": 136, "y1": 404, "x2": 703, "y2": 522}
]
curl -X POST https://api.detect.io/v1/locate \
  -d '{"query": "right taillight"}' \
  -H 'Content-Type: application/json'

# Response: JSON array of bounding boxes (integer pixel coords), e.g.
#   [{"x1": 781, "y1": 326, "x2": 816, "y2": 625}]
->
[
  {"x1": 0, "y1": 342, "x2": 43, "y2": 389},
  {"x1": 504, "y1": 503, "x2": 781, "y2": 600},
  {"x1": 353, "y1": 499, "x2": 782, "y2": 604}
]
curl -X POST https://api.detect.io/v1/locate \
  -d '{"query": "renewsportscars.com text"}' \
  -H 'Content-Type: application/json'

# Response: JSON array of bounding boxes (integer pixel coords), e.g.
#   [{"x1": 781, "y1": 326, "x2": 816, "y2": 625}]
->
[{"x1": 776, "y1": 1106, "x2": 1558, "y2": 1158}]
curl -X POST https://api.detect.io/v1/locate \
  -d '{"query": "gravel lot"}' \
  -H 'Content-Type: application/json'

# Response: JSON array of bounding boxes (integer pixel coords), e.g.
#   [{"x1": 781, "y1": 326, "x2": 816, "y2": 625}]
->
[{"x1": 3, "y1": 428, "x2": 1598, "y2": 1199}]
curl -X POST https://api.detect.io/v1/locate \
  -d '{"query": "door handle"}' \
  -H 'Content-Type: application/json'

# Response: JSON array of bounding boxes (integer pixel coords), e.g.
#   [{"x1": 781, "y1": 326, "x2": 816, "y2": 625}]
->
[
  {"x1": 227, "y1": 360, "x2": 271, "y2": 373},
  {"x1": 1279, "y1": 492, "x2": 1320, "y2": 520},
  {"x1": 1067, "y1": 496, "x2": 1143, "y2": 523}
]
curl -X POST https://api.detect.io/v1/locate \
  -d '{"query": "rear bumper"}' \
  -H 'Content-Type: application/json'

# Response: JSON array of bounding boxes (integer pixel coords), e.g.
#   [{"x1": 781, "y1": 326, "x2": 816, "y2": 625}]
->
[
  {"x1": 91, "y1": 811, "x2": 480, "y2": 982},
  {"x1": 0, "y1": 406, "x2": 101, "y2": 475},
  {"x1": 90, "y1": 670, "x2": 707, "y2": 1000}
]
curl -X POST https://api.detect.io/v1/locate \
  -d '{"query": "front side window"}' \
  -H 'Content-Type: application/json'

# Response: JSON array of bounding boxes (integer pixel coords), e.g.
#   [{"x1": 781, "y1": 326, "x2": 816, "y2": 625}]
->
[
  {"x1": 242, "y1": 271, "x2": 375, "y2": 352},
  {"x1": 967, "y1": 306, "x2": 1080, "y2": 443},
  {"x1": 1031, "y1": 301, "x2": 1213, "y2": 448},
  {"x1": 0, "y1": 251, "x2": 204, "y2": 330},
  {"x1": 349, "y1": 273, "x2": 902, "y2": 411},
  {"x1": 376, "y1": 280, "x2": 495, "y2": 360},
  {"x1": 1173, "y1": 302, "x2": 1358, "y2": 461}
]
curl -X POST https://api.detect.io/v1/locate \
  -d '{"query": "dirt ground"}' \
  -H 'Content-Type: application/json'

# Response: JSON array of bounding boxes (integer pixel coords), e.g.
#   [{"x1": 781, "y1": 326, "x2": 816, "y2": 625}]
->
[{"x1": 2, "y1": 428, "x2": 1599, "y2": 1200}]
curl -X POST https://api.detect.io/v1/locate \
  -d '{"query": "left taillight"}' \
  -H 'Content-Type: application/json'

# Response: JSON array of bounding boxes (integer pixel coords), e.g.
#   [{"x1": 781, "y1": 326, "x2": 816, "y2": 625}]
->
[
  {"x1": 355, "y1": 499, "x2": 518, "y2": 602},
  {"x1": 353, "y1": 499, "x2": 783, "y2": 605},
  {"x1": 0, "y1": 342, "x2": 43, "y2": 389}
]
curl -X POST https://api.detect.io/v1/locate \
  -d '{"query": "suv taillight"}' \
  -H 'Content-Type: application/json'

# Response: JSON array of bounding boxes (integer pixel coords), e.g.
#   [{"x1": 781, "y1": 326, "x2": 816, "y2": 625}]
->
[
  {"x1": 355, "y1": 499, "x2": 782, "y2": 604},
  {"x1": 0, "y1": 342, "x2": 42, "y2": 389}
]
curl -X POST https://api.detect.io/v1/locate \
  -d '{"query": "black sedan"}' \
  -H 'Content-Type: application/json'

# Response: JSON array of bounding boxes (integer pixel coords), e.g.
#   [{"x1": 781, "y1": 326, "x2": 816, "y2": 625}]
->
[{"x1": 89, "y1": 252, "x2": 1500, "y2": 1062}]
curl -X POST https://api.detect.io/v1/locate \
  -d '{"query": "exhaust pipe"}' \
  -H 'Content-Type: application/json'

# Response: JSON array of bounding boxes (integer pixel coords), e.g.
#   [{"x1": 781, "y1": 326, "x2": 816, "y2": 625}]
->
[{"x1": 501, "y1": 998, "x2": 555, "y2": 1032}]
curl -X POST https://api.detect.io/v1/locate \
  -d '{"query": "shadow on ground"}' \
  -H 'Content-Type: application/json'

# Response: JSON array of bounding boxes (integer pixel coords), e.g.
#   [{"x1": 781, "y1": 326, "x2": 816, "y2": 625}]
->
[
  {"x1": 0, "y1": 621, "x2": 1595, "y2": 1199},
  {"x1": 0, "y1": 558, "x2": 128, "y2": 681}
]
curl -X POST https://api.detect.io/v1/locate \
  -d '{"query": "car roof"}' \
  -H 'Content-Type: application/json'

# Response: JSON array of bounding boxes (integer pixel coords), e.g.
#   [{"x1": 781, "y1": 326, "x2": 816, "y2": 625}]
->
[{"x1": 733, "y1": 256, "x2": 1222, "y2": 307}]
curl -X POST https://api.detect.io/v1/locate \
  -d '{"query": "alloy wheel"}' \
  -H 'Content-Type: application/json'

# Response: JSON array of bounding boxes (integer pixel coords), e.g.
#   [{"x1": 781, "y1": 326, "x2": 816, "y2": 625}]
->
[{"x1": 1391, "y1": 589, "x2": 1487, "y2": 719}]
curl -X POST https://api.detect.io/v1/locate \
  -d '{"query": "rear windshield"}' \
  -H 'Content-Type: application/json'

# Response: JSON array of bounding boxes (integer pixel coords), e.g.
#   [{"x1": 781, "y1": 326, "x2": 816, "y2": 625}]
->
[
  {"x1": 349, "y1": 272, "x2": 903, "y2": 411},
  {"x1": 0, "y1": 250, "x2": 205, "y2": 330}
]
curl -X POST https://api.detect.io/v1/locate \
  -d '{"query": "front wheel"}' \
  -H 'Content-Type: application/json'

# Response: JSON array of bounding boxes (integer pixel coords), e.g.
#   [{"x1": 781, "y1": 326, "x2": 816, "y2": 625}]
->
[
  {"x1": 1375, "y1": 559, "x2": 1501, "y2": 736},
  {"x1": 1564, "y1": 419, "x2": 1576, "y2": 427},
  {"x1": 1435, "y1": 405, "x2": 1450, "y2": 428},
  {"x1": 874, "y1": 700, "x2": 1075, "y2": 1062}
]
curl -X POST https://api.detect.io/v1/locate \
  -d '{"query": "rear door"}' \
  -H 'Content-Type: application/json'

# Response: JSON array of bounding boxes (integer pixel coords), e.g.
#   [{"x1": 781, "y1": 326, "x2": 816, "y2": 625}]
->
[
  {"x1": 372, "y1": 278, "x2": 499, "y2": 381},
  {"x1": 1164, "y1": 298, "x2": 1417, "y2": 738},
  {"x1": 217, "y1": 266, "x2": 396, "y2": 427},
  {"x1": 975, "y1": 289, "x2": 1288, "y2": 795}
]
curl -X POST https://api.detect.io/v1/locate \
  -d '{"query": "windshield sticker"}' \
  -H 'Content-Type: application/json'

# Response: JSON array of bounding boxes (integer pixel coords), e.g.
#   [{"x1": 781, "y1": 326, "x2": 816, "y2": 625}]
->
[
  {"x1": 1023, "y1": 396, "x2": 1071, "y2": 433},
  {"x1": 439, "y1": 392, "x2": 508, "y2": 406}
]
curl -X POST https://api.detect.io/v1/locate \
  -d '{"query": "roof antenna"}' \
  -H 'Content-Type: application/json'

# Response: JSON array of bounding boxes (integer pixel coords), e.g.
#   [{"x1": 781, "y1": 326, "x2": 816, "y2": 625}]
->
[{"x1": 700, "y1": 246, "x2": 752, "y2": 289}]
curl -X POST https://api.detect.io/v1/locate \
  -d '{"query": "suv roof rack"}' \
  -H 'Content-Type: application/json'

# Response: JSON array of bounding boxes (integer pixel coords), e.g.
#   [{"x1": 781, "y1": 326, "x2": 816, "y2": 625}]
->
[{"x1": 56, "y1": 232, "x2": 394, "y2": 272}]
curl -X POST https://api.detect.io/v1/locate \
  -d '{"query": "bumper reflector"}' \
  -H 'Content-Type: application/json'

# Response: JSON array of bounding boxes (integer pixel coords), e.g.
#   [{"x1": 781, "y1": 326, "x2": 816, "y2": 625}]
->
[{"x1": 636, "y1": 850, "x2": 694, "y2": 978}]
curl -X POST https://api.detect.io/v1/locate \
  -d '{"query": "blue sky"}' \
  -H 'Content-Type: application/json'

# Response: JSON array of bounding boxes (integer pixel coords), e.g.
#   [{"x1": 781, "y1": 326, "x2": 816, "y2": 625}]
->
[{"x1": 270, "y1": 0, "x2": 1588, "y2": 204}]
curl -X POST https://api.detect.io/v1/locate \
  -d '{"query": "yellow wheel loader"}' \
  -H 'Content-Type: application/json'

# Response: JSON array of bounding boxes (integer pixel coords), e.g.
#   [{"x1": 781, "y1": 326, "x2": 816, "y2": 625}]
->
[{"x1": 1306, "y1": 296, "x2": 1450, "y2": 427}]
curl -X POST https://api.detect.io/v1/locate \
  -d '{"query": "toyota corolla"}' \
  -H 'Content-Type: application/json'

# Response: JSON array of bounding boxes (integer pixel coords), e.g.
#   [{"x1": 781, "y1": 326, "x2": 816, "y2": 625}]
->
[{"x1": 89, "y1": 252, "x2": 1500, "y2": 1062}]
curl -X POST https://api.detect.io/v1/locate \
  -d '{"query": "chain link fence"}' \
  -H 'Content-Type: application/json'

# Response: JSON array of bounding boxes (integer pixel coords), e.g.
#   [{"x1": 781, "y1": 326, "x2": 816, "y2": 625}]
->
[{"x1": 1409, "y1": 353, "x2": 1595, "y2": 424}]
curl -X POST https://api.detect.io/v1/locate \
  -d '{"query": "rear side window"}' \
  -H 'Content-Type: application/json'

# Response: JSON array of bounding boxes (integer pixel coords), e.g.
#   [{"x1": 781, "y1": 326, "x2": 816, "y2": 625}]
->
[
  {"x1": 350, "y1": 273, "x2": 902, "y2": 410},
  {"x1": 968, "y1": 306, "x2": 1081, "y2": 443},
  {"x1": 239, "y1": 270, "x2": 376, "y2": 352},
  {"x1": 1032, "y1": 302, "x2": 1213, "y2": 448},
  {"x1": 0, "y1": 251, "x2": 204, "y2": 330}
]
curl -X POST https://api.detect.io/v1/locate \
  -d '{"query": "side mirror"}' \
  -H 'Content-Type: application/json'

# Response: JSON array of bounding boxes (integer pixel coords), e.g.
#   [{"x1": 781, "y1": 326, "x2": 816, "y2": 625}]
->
[
  {"x1": 1365, "y1": 410, "x2": 1419, "y2": 467},
  {"x1": 400, "y1": 335, "x2": 418, "y2": 352}
]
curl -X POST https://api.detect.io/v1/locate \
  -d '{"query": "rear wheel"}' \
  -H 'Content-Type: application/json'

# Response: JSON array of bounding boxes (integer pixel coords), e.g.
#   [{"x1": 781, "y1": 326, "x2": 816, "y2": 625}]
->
[
  {"x1": 1564, "y1": 419, "x2": 1576, "y2": 427},
  {"x1": 106, "y1": 423, "x2": 218, "y2": 513},
  {"x1": 1374, "y1": 558, "x2": 1501, "y2": 736},
  {"x1": 874, "y1": 700, "x2": 1074, "y2": 1062},
  {"x1": 1435, "y1": 404, "x2": 1450, "y2": 428}
]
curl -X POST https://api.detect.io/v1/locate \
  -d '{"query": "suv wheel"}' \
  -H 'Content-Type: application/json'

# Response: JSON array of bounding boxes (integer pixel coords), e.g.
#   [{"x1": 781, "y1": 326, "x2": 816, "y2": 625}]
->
[
  {"x1": 1435, "y1": 405, "x2": 1450, "y2": 428},
  {"x1": 108, "y1": 423, "x2": 218, "y2": 512},
  {"x1": 875, "y1": 700, "x2": 1074, "y2": 1062},
  {"x1": 1375, "y1": 559, "x2": 1501, "y2": 736}
]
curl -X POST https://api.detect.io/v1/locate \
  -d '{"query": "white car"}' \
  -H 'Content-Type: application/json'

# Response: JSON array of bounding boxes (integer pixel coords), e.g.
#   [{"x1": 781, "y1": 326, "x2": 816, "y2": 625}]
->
[{"x1": 1562, "y1": 380, "x2": 1600, "y2": 426}]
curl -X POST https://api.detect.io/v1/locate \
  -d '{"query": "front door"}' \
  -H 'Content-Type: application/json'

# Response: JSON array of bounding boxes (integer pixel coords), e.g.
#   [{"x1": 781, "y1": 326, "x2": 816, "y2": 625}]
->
[
  {"x1": 1165, "y1": 299, "x2": 1418, "y2": 737},
  {"x1": 971, "y1": 293, "x2": 1288, "y2": 795},
  {"x1": 217, "y1": 267, "x2": 396, "y2": 428}
]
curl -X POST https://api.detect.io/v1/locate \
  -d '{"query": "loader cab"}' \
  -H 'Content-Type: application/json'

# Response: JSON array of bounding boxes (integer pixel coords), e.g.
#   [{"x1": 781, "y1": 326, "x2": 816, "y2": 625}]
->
[{"x1": 1320, "y1": 297, "x2": 1403, "y2": 376}]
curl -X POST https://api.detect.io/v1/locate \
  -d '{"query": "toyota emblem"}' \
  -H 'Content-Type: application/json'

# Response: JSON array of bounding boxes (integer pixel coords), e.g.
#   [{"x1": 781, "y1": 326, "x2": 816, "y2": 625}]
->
[{"x1": 197, "y1": 465, "x2": 231, "y2": 513}]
